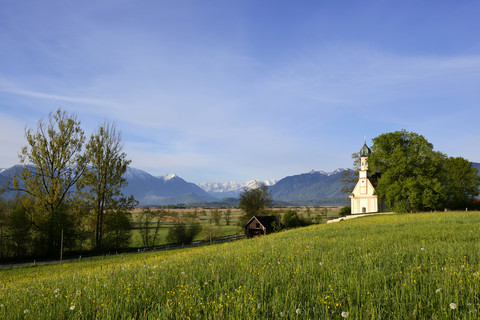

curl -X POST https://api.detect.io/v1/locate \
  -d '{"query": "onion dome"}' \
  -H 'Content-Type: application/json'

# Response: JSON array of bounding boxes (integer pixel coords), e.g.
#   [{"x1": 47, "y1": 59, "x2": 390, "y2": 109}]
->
[{"x1": 360, "y1": 143, "x2": 371, "y2": 157}]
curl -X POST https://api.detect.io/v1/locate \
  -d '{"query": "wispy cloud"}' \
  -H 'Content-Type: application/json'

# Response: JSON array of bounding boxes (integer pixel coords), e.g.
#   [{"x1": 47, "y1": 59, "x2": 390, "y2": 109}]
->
[{"x1": 1, "y1": 86, "x2": 112, "y2": 107}]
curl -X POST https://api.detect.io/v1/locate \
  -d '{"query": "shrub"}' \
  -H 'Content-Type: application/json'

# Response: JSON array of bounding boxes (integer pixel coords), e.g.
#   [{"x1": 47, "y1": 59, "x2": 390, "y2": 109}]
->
[
  {"x1": 282, "y1": 210, "x2": 308, "y2": 228},
  {"x1": 166, "y1": 222, "x2": 202, "y2": 245},
  {"x1": 339, "y1": 206, "x2": 351, "y2": 217}
]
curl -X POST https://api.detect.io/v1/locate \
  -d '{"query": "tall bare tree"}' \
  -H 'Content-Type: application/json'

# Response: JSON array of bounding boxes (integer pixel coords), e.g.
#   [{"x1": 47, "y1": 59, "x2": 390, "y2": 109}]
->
[{"x1": 79, "y1": 121, "x2": 136, "y2": 250}]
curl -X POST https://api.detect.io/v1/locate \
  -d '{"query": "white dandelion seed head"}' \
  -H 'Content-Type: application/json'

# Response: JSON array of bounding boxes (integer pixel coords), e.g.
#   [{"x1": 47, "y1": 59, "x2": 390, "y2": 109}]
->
[
  {"x1": 279, "y1": 311, "x2": 284, "y2": 317},
  {"x1": 341, "y1": 311, "x2": 350, "y2": 318},
  {"x1": 420, "y1": 248, "x2": 425, "y2": 251},
  {"x1": 70, "y1": 305, "x2": 76, "y2": 311},
  {"x1": 24, "y1": 309, "x2": 29, "y2": 314},
  {"x1": 436, "y1": 288, "x2": 442, "y2": 293},
  {"x1": 0, "y1": 304, "x2": 4, "y2": 308},
  {"x1": 54, "y1": 288, "x2": 60, "y2": 293},
  {"x1": 181, "y1": 271, "x2": 185, "y2": 276},
  {"x1": 296, "y1": 308, "x2": 301, "y2": 314},
  {"x1": 450, "y1": 303, "x2": 457, "y2": 310}
]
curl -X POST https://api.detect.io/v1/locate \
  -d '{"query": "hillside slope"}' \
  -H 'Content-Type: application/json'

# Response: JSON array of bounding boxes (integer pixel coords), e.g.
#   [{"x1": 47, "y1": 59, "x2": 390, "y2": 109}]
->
[{"x1": 2, "y1": 211, "x2": 480, "y2": 319}]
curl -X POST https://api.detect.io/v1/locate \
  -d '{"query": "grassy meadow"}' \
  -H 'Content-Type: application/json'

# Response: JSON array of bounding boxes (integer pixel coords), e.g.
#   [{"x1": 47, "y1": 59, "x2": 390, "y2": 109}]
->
[{"x1": 2, "y1": 211, "x2": 480, "y2": 319}]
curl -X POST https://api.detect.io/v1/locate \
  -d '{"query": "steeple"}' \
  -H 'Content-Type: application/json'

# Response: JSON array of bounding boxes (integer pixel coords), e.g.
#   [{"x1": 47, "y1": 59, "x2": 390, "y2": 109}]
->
[
  {"x1": 359, "y1": 139, "x2": 371, "y2": 173},
  {"x1": 360, "y1": 140, "x2": 371, "y2": 157}
]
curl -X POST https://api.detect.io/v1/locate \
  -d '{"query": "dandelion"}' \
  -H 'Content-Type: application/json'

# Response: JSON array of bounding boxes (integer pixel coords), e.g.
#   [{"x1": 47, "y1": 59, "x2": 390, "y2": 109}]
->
[
  {"x1": 181, "y1": 271, "x2": 185, "y2": 276},
  {"x1": 257, "y1": 303, "x2": 261, "y2": 309},
  {"x1": 449, "y1": 303, "x2": 457, "y2": 310},
  {"x1": 54, "y1": 288, "x2": 60, "y2": 293},
  {"x1": 420, "y1": 248, "x2": 424, "y2": 251},
  {"x1": 296, "y1": 308, "x2": 301, "y2": 315},
  {"x1": 70, "y1": 305, "x2": 76, "y2": 311},
  {"x1": 24, "y1": 309, "x2": 29, "y2": 314},
  {"x1": 341, "y1": 311, "x2": 350, "y2": 318},
  {"x1": 435, "y1": 288, "x2": 442, "y2": 293},
  {"x1": 279, "y1": 311, "x2": 284, "y2": 317}
]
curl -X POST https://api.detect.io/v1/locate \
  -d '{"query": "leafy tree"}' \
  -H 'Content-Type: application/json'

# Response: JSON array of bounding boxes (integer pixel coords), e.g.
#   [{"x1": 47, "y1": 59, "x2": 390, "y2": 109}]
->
[
  {"x1": 0, "y1": 199, "x2": 11, "y2": 260},
  {"x1": 282, "y1": 209, "x2": 308, "y2": 228},
  {"x1": 8, "y1": 201, "x2": 32, "y2": 257},
  {"x1": 443, "y1": 157, "x2": 480, "y2": 209},
  {"x1": 78, "y1": 121, "x2": 137, "y2": 250},
  {"x1": 166, "y1": 222, "x2": 202, "y2": 245},
  {"x1": 211, "y1": 208, "x2": 221, "y2": 226},
  {"x1": 137, "y1": 207, "x2": 163, "y2": 248},
  {"x1": 238, "y1": 182, "x2": 272, "y2": 225},
  {"x1": 103, "y1": 209, "x2": 132, "y2": 251},
  {"x1": 224, "y1": 209, "x2": 231, "y2": 225},
  {"x1": 368, "y1": 130, "x2": 446, "y2": 212},
  {"x1": 367, "y1": 129, "x2": 479, "y2": 212},
  {"x1": 341, "y1": 152, "x2": 361, "y2": 195},
  {"x1": 12, "y1": 109, "x2": 87, "y2": 255}
]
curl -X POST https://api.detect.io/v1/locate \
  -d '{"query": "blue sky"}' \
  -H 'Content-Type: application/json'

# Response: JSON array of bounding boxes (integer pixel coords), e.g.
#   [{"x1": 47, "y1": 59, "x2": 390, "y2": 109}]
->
[{"x1": 1, "y1": 1, "x2": 479, "y2": 183}]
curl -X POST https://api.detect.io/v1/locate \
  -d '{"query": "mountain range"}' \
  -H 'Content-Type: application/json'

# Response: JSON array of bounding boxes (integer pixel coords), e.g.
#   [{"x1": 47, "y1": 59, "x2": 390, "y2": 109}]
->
[
  {"x1": 1, "y1": 163, "x2": 479, "y2": 206},
  {"x1": 198, "y1": 180, "x2": 277, "y2": 199}
]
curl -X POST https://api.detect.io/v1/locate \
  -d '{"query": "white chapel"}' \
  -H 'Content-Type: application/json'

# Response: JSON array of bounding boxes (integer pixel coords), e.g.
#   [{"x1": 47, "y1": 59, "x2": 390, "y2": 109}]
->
[{"x1": 349, "y1": 141, "x2": 378, "y2": 214}]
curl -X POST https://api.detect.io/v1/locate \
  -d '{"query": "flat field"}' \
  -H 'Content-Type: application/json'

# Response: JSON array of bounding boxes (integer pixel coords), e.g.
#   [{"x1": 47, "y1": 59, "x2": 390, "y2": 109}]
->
[
  {"x1": 129, "y1": 206, "x2": 341, "y2": 247},
  {"x1": 2, "y1": 211, "x2": 479, "y2": 319}
]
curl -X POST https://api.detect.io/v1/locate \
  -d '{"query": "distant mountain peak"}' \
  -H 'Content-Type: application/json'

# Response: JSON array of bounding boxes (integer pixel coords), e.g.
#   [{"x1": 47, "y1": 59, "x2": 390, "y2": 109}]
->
[
  {"x1": 305, "y1": 168, "x2": 348, "y2": 176},
  {"x1": 198, "y1": 179, "x2": 277, "y2": 197},
  {"x1": 160, "y1": 174, "x2": 177, "y2": 181}
]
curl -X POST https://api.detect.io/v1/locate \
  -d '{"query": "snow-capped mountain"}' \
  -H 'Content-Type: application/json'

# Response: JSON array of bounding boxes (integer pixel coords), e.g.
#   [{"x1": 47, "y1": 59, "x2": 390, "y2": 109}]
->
[
  {"x1": 159, "y1": 174, "x2": 178, "y2": 181},
  {"x1": 121, "y1": 167, "x2": 216, "y2": 205},
  {"x1": 198, "y1": 180, "x2": 277, "y2": 198}
]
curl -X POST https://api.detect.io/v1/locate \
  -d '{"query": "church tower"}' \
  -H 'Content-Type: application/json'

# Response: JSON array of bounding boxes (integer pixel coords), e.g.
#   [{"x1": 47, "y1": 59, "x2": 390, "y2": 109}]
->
[{"x1": 349, "y1": 140, "x2": 378, "y2": 214}]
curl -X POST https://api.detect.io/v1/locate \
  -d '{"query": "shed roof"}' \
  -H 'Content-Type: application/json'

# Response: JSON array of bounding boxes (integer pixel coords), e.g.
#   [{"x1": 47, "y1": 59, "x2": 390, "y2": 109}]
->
[{"x1": 244, "y1": 215, "x2": 283, "y2": 230}]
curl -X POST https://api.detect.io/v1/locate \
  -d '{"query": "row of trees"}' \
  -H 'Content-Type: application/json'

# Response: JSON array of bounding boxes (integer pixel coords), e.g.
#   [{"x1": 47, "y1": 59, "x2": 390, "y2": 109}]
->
[
  {"x1": 345, "y1": 130, "x2": 480, "y2": 212},
  {"x1": 0, "y1": 109, "x2": 136, "y2": 260}
]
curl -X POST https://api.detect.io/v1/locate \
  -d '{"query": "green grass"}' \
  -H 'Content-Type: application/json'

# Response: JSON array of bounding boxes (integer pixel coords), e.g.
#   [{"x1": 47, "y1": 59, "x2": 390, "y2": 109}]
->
[{"x1": 2, "y1": 211, "x2": 479, "y2": 319}]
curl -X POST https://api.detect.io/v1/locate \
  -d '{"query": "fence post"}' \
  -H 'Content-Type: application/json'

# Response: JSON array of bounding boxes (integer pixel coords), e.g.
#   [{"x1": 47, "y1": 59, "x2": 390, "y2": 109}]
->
[{"x1": 60, "y1": 229, "x2": 64, "y2": 263}]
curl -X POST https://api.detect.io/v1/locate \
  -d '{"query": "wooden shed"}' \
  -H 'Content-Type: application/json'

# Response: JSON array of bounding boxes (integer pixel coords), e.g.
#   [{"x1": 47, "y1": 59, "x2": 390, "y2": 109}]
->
[{"x1": 244, "y1": 215, "x2": 283, "y2": 237}]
